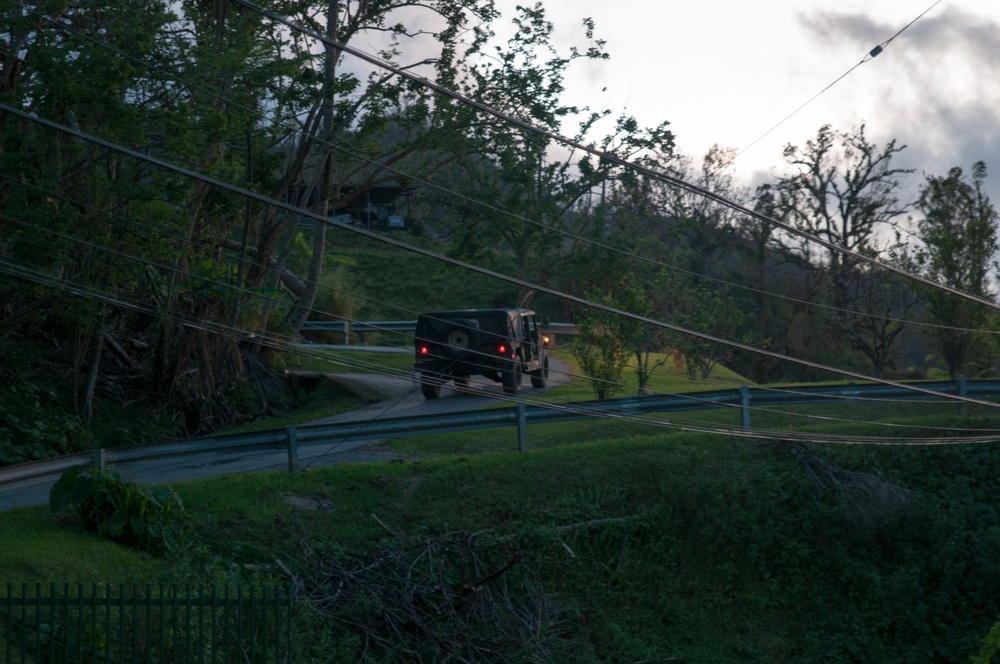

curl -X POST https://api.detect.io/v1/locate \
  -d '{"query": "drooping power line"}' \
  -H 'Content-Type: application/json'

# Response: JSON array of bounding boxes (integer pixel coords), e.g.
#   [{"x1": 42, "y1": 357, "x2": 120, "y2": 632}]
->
[{"x1": 724, "y1": 0, "x2": 943, "y2": 167}]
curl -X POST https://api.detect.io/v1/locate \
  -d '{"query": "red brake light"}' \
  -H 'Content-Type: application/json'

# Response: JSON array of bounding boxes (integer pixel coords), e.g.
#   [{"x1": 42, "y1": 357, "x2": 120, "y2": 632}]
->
[
  {"x1": 420, "y1": 346, "x2": 429, "y2": 355},
  {"x1": 498, "y1": 344, "x2": 507, "y2": 354}
]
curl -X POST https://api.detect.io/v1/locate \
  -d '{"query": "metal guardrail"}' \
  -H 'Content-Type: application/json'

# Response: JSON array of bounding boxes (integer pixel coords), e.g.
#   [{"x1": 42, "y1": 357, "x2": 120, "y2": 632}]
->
[
  {"x1": 301, "y1": 319, "x2": 418, "y2": 333},
  {"x1": 1, "y1": 379, "x2": 998, "y2": 508},
  {"x1": 299, "y1": 320, "x2": 579, "y2": 344}
]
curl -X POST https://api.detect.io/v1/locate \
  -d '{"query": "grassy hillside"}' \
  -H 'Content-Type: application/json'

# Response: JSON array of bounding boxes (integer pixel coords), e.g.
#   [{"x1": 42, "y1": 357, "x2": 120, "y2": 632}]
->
[{"x1": 320, "y1": 235, "x2": 528, "y2": 321}]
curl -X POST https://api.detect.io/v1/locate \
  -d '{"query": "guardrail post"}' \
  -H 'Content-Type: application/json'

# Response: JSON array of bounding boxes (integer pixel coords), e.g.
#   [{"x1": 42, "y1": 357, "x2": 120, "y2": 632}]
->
[
  {"x1": 286, "y1": 426, "x2": 299, "y2": 472},
  {"x1": 343, "y1": 320, "x2": 351, "y2": 345},
  {"x1": 517, "y1": 403, "x2": 528, "y2": 453},
  {"x1": 91, "y1": 447, "x2": 105, "y2": 469},
  {"x1": 958, "y1": 376, "x2": 967, "y2": 417},
  {"x1": 740, "y1": 386, "x2": 751, "y2": 430}
]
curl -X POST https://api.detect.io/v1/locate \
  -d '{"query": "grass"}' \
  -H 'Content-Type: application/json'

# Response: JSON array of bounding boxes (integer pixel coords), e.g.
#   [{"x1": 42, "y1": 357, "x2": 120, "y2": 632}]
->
[
  {"x1": 321, "y1": 237, "x2": 524, "y2": 321},
  {"x1": 221, "y1": 344, "x2": 992, "y2": 453},
  {"x1": 219, "y1": 381, "x2": 367, "y2": 435},
  {"x1": 0, "y1": 508, "x2": 160, "y2": 584},
  {"x1": 8, "y1": 226, "x2": 1000, "y2": 659},
  {"x1": 542, "y1": 346, "x2": 755, "y2": 400}
]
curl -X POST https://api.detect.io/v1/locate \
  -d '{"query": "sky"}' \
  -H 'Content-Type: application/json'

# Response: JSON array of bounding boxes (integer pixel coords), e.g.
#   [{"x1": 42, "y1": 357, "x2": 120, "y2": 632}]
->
[{"x1": 535, "y1": 0, "x2": 1000, "y2": 207}]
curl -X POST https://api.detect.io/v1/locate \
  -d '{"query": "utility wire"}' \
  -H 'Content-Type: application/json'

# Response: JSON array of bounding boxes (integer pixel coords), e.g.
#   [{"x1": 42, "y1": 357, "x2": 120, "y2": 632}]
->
[
  {"x1": 725, "y1": 0, "x2": 943, "y2": 167},
  {"x1": 3, "y1": 237, "x2": 997, "y2": 444},
  {"x1": 3, "y1": 3, "x2": 992, "y2": 436},
  {"x1": 4, "y1": 0, "x2": 971, "y2": 337}
]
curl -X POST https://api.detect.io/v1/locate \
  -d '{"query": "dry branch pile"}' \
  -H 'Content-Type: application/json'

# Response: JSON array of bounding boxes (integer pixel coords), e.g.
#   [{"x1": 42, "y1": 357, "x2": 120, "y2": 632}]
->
[
  {"x1": 288, "y1": 521, "x2": 585, "y2": 662},
  {"x1": 788, "y1": 442, "x2": 913, "y2": 539}
]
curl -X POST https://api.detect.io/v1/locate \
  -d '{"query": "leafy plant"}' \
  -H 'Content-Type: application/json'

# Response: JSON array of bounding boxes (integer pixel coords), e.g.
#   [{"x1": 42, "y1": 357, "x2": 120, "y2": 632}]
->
[
  {"x1": 975, "y1": 617, "x2": 1000, "y2": 664},
  {"x1": 0, "y1": 383, "x2": 92, "y2": 465},
  {"x1": 50, "y1": 465, "x2": 189, "y2": 555}
]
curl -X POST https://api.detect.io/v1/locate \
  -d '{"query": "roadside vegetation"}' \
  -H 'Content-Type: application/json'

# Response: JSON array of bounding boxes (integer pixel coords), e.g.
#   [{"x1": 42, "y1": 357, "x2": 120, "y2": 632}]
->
[{"x1": 4, "y1": 353, "x2": 1000, "y2": 661}]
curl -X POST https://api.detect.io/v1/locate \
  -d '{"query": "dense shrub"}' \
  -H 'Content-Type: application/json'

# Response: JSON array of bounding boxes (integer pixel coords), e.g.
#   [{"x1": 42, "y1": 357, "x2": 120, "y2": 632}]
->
[
  {"x1": 0, "y1": 383, "x2": 92, "y2": 465},
  {"x1": 50, "y1": 465, "x2": 189, "y2": 555}
]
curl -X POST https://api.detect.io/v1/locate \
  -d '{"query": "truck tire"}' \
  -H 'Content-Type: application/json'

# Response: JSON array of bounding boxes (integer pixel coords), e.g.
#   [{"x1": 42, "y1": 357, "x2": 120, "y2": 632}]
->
[
  {"x1": 420, "y1": 373, "x2": 443, "y2": 399},
  {"x1": 530, "y1": 355, "x2": 549, "y2": 388},
  {"x1": 502, "y1": 361, "x2": 522, "y2": 395}
]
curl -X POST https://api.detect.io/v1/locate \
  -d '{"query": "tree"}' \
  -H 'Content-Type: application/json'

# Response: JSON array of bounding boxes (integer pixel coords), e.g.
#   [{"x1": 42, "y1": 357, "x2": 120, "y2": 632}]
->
[
  {"x1": 0, "y1": 0, "x2": 510, "y2": 432},
  {"x1": 912, "y1": 162, "x2": 999, "y2": 379},
  {"x1": 249, "y1": 0, "x2": 502, "y2": 329},
  {"x1": 662, "y1": 272, "x2": 747, "y2": 380},
  {"x1": 576, "y1": 292, "x2": 628, "y2": 401},
  {"x1": 830, "y1": 259, "x2": 918, "y2": 379},
  {"x1": 779, "y1": 124, "x2": 912, "y2": 290},
  {"x1": 1, "y1": 0, "x2": 195, "y2": 423},
  {"x1": 726, "y1": 183, "x2": 796, "y2": 382},
  {"x1": 777, "y1": 124, "x2": 914, "y2": 377},
  {"x1": 427, "y1": 4, "x2": 673, "y2": 305}
]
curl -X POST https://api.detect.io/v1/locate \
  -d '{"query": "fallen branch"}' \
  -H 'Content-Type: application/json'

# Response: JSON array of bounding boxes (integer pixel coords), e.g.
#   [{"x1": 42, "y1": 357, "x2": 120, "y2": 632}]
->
[{"x1": 289, "y1": 527, "x2": 584, "y2": 662}]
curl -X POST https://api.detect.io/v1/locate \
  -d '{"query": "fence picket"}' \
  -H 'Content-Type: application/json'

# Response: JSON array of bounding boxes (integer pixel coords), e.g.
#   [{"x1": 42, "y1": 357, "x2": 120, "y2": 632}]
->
[{"x1": 0, "y1": 584, "x2": 292, "y2": 663}]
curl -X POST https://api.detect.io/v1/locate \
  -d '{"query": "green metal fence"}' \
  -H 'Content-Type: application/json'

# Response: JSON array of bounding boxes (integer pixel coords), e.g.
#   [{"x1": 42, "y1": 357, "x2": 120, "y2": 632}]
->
[{"x1": 0, "y1": 583, "x2": 293, "y2": 664}]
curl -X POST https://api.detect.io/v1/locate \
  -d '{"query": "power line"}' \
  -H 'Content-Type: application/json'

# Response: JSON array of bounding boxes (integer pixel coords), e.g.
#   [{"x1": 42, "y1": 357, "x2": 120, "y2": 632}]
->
[
  {"x1": 5, "y1": 180, "x2": 988, "y2": 407},
  {"x1": 724, "y1": 0, "x2": 944, "y2": 168},
  {"x1": 3, "y1": 0, "x2": 970, "y2": 336},
  {"x1": 4, "y1": 234, "x2": 997, "y2": 445},
  {"x1": 7, "y1": 3, "x2": 1000, "y2": 440}
]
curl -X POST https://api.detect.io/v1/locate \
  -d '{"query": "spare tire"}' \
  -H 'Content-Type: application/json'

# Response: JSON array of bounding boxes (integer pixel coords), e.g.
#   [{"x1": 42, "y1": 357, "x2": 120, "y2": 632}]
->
[
  {"x1": 443, "y1": 319, "x2": 478, "y2": 358},
  {"x1": 447, "y1": 328, "x2": 472, "y2": 349}
]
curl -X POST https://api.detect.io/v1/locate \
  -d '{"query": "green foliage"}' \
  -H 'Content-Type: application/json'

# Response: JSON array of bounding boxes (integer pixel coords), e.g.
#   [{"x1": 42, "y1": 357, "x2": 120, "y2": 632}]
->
[
  {"x1": 50, "y1": 465, "x2": 189, "y2": 556},
  {"x1": 306, "y1": 264, "x2": 367, "y2": 343},
  {"x1": 329, "y1": 243, "x2": 520, "y2": 319},
  {"x1": 663, "y1": 267, "x2": 748, "y2": 380},
  {"x1": 0, "y1": 381, "x2": 92, "y2": 465},
  {"x1": 912, "y1": 162, "x2": 1000, "y2": 380},
  {"x1": 975, "y1": 618, "x2": 1000, "y2": 664},
  {"x1": 576, "y1": 306, "x2": 627, "y2": 400}
]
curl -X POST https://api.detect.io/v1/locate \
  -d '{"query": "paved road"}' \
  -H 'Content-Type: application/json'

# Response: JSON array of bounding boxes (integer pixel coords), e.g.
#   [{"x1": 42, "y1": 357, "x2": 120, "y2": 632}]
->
[
  {"x1": 318, "y1": 357, "x2": 573, "y2": 423},
  {"x1": 0, "y1": 357, "x2": 572, "y2": 511}
]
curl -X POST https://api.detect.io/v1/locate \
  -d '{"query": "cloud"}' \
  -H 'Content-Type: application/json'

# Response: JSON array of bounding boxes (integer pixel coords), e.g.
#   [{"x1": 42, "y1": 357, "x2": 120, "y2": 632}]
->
[{"x1": 797, "y1": 6, "x2": 1000, "y2": 202}]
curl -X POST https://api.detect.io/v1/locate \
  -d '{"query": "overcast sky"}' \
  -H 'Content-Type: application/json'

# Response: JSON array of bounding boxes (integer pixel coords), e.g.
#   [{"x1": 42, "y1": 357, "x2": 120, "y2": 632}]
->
[{"x1": 535, "y1": 0, "x2": 1000, "y2": 206}]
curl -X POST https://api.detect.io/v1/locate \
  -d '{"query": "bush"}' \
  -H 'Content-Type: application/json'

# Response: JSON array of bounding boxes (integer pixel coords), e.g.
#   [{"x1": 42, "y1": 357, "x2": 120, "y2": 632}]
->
[
  {"x1": 50, "y1": 465, "x2": 189, "y2": 555},
  {"x1": 0, "y1": 383, "x2": 92, "y2": 465}
]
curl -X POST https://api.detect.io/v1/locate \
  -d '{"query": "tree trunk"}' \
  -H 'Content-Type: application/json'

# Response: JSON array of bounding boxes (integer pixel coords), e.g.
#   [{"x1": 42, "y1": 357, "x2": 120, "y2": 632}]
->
[
  {"x1": 82, "y1": 329, "x2": 104, "y2": 425},
  {"x1": 286, "y1": 212, "x2": 328, "y2": 333},
  {"x1": 286, "y1": 0, "x2": 340, "y2": 335}
]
